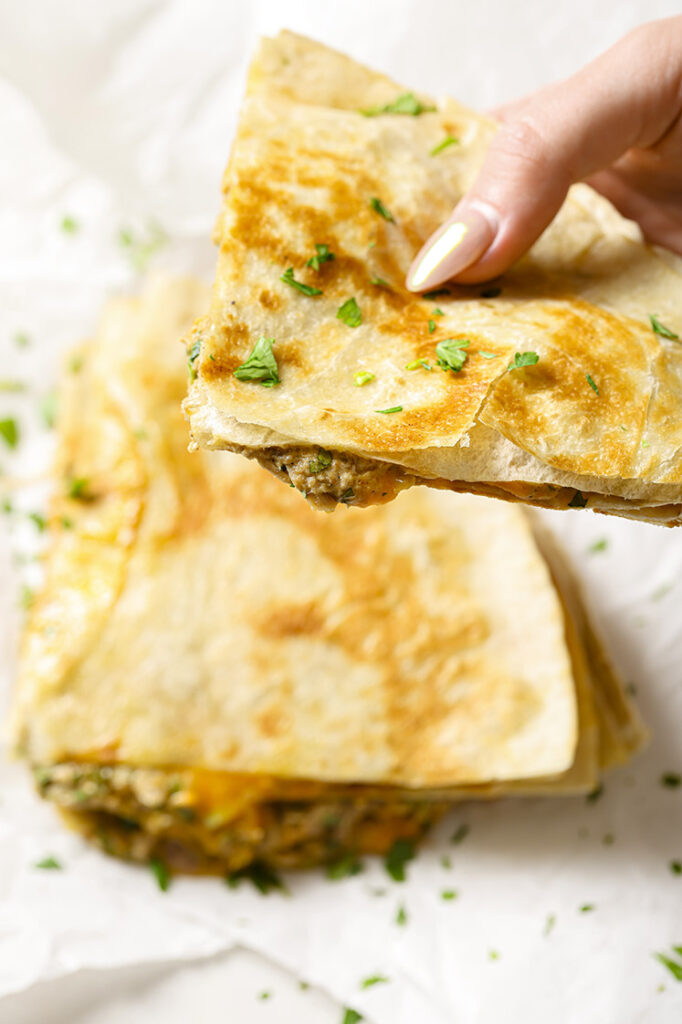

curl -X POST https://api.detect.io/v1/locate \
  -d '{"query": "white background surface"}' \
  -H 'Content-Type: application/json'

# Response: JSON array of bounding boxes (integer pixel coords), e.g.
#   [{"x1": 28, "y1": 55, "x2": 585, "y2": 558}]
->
[{"x1": 2, "y1": 1, "x2": 682, "y2": 1022}]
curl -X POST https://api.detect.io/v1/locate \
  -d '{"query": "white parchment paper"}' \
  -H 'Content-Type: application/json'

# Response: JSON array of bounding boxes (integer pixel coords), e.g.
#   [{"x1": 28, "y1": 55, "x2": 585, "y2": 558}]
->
[{"x1": 2, "y1": 2, "x2": 682, "y2": 1021}]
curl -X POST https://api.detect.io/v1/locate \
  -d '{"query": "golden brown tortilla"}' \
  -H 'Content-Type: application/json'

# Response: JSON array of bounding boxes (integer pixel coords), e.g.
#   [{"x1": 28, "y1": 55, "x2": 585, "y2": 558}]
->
[{"x1": 184, "y1": 31, "x2": 682, "y2": 524}]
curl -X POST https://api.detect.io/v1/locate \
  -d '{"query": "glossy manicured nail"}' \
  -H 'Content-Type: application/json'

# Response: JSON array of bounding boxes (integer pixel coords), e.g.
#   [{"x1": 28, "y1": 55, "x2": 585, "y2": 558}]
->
[{"x1": 406, "y1": 205, "x2": 497, "y2": 291}]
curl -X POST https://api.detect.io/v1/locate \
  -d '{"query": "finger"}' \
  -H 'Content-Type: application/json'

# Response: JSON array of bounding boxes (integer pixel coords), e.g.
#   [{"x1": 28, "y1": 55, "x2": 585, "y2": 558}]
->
[{"x1": 406, "y1": 17, "x2": 682, "y2": 289}]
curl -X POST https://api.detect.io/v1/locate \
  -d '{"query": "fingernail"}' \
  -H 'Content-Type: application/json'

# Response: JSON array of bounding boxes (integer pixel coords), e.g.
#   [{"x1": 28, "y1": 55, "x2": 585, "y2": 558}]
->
[{"x1": 406, "y1": 204, "x2": 497, "y2": 291}]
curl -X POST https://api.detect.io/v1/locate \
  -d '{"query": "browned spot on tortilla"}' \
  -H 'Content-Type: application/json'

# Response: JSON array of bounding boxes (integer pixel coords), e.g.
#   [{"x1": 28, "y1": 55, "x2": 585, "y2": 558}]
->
[
  {"x1": 258, "y1": 601, "x2": 324, "y2": 638},
  {"x1": 258, "y1": 289, "x2": 283, "y2": 311},
  {"x1": 256, "y1": 706, "x2": 288, "y2": 738}
]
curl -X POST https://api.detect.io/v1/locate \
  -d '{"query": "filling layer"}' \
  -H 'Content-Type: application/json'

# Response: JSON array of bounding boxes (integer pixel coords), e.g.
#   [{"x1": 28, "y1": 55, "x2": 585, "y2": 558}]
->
[
  {"x1": 227, "y1": 443, "x2": 682, "y2": 524},
  {"x1": 35, "y1": 763, "x2": 449, "y2": 874}
]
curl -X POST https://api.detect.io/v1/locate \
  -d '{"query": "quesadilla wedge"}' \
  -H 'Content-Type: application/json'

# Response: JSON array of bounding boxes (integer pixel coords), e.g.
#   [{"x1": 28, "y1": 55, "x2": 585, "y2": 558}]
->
[
  {"x1": 184, "y1": 31, "x2": 682, "y2": 526},
  {"x1": 11, "y1": 277, "x2": 646, "y2": 876}
]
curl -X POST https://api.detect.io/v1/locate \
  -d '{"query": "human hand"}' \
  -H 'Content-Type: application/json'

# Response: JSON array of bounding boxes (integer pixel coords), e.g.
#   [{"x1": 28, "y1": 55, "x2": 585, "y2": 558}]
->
[{"x1": 406, "y1": 16, "x2": 682, "y2": 291}]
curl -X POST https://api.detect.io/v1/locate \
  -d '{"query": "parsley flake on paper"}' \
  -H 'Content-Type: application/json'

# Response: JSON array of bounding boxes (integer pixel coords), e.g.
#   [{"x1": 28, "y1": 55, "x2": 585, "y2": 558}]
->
[
  {"x1": 150, "y1": 858, "x2": 170, "y2": 892},
  {"x1": 226, "y1": 861, "x2": 288, "y2": 895},
  {"x1": 384, "y1": 838, "x2": 415, "y2": 881},
  {"x1": 35, "y1": 856, "x2": 62, "y2": 870},
  {"x1": 0, "y1": 418, "x2": 19, "y2": 449},
  {"x1": 360, "y1": 975, "x2": 388, "y2": 989}
]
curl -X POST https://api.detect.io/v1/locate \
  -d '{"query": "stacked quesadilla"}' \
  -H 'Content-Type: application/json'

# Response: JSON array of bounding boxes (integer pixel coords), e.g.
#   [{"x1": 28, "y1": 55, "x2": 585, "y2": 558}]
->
[
  {"x1": 184, "y1": 31, "x2": 682, "y2": 526},
  {"x1": 11, "y1": 277, "x2": 645, "y2": 875}
]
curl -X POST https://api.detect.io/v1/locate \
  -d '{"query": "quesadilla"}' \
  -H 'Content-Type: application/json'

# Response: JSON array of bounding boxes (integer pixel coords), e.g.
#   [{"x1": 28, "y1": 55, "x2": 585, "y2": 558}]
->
[
  {"x1": 11, "y1": 277, "x2": 645, "y2": 876},
  {"x1": 184, "y1": 31, "x2": 682, "y2": 526}
]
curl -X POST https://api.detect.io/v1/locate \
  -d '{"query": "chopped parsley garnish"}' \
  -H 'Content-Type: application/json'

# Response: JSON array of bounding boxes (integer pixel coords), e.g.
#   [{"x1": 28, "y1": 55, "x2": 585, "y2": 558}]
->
[
  {"x1": 480, "y1": 286, "x2": 502, "y2": 298},
  {"x1": 655, "y1": 950, "x2": 682, "y2": 982},
  {"x1": 405, "y1": 359, "x2": 433, "y2": 371},
  {"x1": 440, "y1": 855, "x2": 452, "y2": 869},
  {"x1": 14, "y1": 331, "x2": 30, "y2": 347},
  {"x1": 69, "y1": 354, "x2": 83, "y2": 373},
  {"x1": 337, "y1": 298, "x2": 362, "y2": 327},
  {"x1": 67, "y1": 477, "x2": 90, "y2": 501},
  {"x1": 0, "y1": 380, "x2": 25, "y2": 393},
  {"x1": 544, "y1": 913, "x2": 556, "y2": 936},
  {"x1": 40, "y1": 393, "x2": 57, "y2": 429},
  {"x1": 588, "y1": 538, "x2": 608, "y2": 554},
  {"x1": 369, "y1": 197, "x2": 394, "y2": 222},
  {"x1": 354, "y1": 371, "x2": 375, "y2": 386},
  {"x1": 280, "y1": 266, "x2": 323, "y2": 296},
  {"x1": 342, "y1": 1010, "x2": 364, "y2": 1024},
  {"x1": 428, "y1": 319, "x2": 436, "y2": 333},
  {"x1": 436, "y1": 337, "x2": 470, "y2": 372},
  {"x1": 451, "y1": 823, "x2": 470, "y2": 844},
  {"x1": 0, "y1": 417, "x2": 19, "y2": 449},
  {"x1": 226, "y1": 861, "x2": 288, "y2": 894},
  {"x1": 370, "y1": 276, "x2": 390, "y2": 288},
  {"x1": 150, "y1": 857, "x2": 171, "y2": 892},
  {"x1": 649, "y1": 314, "x2": 680, "y2": 341},
  {"x1": 259, "y1": 992, "x2": 271, "y2": 1001},
  {"x1": 430, "y1": 135, "x2": 459, "y2": 156},
  {"x1": 441, "y1": 890, "x2": 458, "y2": 901},
  {"x1": 60, "y1": 215, "x2": 79, "y2": 235},
  {"x1": 35, "y1": 855, "x2": 61, "y2": 870},
  {"x1": 477, "y1": 351, "x2": 499, "y2": 359},
  {"x1": 326, "y1": 854, "x2": 364, "y2": 879},
  {"x1": 299, "y1": 981, "x2": 310, "y2": 991},
  {"x1": 187, "y1": 338, "x2": 201, "y2": 381},
  {"x1": 384, "y1": 838, "x2": 415, "y2": 881},
  {"x1": 20, "y1": 585, "x2": 34, "y2": 609},
  {"x1": 661, "y1": 773, "x2": 682, "y2": 788},
  {"x1": 396, "y1": 904, "x2": 408, "y2": 925},
  {"x1": 432, "y1": 307, "x2": 444, "y2": 316},
  {"x1": 339, "y1": 487, "x2": 355, "y2": 504},
  {"x1": 586, "y1": 373, "x2": 599, "y2": 395},
  {"x1": 586, "y1": 783, "x2": 604, "y2": 802},
  {"x1": 306, "y1": 243, "x2": 335, "y2": 271},
  {"x1": 309, "y1": 450, "x2": 333, "y2": 474},
  {"x1": 375, "y1": 406, "x2": 403, "y2": 414},
  {"x1": 489, "y1": 950, "x2": 500, "y2": 961},
  {"x1": 360, "y1": 92, "x2": 435, "y2": 117},
  {"x1": 508, "y1": 351, "x2": 539, "y2": 371},
  {"x1": 670, "y1": 861, "x2": 682, "y2": 875},
  {"x1": 579, "y1": 904, "x2": 595, "y2": 913},
  {"x1": 118, "y1": 221, "x2": 168, "y2": 272},
  {"x1": 569, "y1": 490, "x2": 588, "y2": 508},
  {"x1": 603, "y1": 833, "x2": 615, "y2": 845},
  {"x1": 28, "y1": 512, "x2": 46, "y2": 532},
  {"x1": 360, "y1": 975, "x2": 388, "y2": 989},
  {"x1": 233, "y1": 336, "x2": 280, "y2": 387}
]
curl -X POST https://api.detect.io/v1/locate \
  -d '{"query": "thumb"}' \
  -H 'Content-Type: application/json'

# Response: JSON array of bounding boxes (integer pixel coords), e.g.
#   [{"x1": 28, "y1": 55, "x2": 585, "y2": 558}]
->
[{"x1": 406, "y1": 17, "x2": 682, "y2": 290}]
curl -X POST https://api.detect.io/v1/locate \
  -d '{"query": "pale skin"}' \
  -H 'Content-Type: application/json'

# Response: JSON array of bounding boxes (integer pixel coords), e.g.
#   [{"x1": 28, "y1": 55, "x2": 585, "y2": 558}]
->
[{"x1": 406, "y1": 16, "x2": 682, "y2": 291}]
